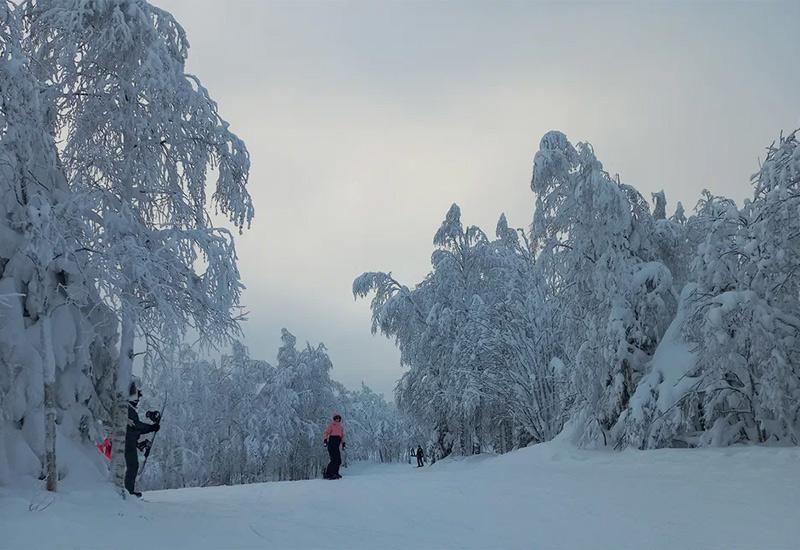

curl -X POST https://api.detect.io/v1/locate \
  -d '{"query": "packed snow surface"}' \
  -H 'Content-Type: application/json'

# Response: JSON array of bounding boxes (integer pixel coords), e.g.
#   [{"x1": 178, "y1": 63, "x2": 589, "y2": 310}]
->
[{"x1": 2, "y1": 442, "x2": 798, "y2": 550}]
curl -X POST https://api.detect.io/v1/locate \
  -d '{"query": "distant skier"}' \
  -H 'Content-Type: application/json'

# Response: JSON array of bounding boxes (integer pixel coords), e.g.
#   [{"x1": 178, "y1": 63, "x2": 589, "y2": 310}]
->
[
  {"x1": 323, "y1": 413, "x2": 346, "y2": 480},
  {"x1": 125, "y1": 382, "x2": 160, "y2": 497},
  {"x1": 416, "y1": 446, "x2": 424, "y2": 467}
]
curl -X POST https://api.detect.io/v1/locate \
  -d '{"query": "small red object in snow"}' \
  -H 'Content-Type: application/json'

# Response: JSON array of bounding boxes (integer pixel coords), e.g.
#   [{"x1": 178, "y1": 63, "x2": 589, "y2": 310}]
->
[{"x1": 96, "y1": 436, "x2": 112, "y2": 460}]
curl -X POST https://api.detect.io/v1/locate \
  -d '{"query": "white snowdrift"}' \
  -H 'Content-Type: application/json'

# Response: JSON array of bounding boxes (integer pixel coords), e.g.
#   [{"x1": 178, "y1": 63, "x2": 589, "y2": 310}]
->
[{"x1": 2, "y1": 441, "x2": 798, "y2": 550}]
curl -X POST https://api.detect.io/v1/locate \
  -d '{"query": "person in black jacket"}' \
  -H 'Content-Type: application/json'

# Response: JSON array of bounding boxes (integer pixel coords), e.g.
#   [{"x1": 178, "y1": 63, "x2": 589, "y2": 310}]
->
[
  {"x1": 416, "y1": 446, "x2": 424, "y2": 467},
  {"x1": 125, "y1": 382, "x2": 159, "y2": 497}
]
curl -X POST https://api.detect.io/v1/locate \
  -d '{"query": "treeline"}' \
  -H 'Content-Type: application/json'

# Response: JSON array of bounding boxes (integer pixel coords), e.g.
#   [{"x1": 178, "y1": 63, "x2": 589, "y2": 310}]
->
[
  {"x1": 355, "y1": 130, "x2": 800, "y2": 456},
  {"x1": 139, "y1": 330, "x2": 416, "y2": 490}
]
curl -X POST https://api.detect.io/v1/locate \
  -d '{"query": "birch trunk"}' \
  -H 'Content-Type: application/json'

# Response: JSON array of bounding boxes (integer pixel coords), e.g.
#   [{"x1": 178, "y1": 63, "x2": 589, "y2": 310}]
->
[
  {"x1": 110, "y1": 303, "x2": 136, "y2": 494},
  {"x1": 41, "y1": 314, "x2": 57, "y2": 492}
]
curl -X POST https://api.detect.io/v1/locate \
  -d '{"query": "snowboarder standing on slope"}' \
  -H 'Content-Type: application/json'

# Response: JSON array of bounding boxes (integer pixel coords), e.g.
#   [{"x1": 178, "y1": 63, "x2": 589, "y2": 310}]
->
[
  {"x1": 125, "y1": 381, "x2": 160, "y2": 497},
  {"x1": 416, "y1": 446, "x2": 424, "y2": 467},
  {"x1": 323, "y1": 413, "x2": 345, "y2": 479}
]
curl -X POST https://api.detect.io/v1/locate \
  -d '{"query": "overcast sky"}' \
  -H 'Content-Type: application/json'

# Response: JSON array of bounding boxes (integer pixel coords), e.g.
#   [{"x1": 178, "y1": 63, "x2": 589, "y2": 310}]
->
[{"x1": 157, "y1": 0, "x2": 799, "y2": 397}]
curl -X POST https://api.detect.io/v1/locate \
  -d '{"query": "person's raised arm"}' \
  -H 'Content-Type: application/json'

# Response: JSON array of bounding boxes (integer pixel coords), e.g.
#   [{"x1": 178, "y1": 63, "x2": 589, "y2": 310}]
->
[{"x1": 128, "y1": 406, "x2": 158, "y2": 435}]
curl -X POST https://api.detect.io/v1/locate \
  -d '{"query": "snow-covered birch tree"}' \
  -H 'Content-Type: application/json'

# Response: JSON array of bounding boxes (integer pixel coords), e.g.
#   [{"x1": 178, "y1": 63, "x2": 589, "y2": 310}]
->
[{"x1": 22, "y1": 0, "x2": 254, "y2": 492}]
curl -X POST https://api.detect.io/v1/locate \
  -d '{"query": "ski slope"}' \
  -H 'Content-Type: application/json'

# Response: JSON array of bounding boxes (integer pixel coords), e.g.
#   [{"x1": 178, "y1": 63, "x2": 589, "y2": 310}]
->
[{"x1": 2, "y1": 442, "x2": 798, "y2": 550}]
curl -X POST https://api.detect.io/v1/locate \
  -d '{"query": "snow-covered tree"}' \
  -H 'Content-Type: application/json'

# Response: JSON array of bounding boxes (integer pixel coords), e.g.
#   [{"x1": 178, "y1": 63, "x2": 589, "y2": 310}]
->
[
  {"x1": 344, "y1": 383, "x2": 415, "y2": 463},
  {"x1": 682, "y1": 132, "x2": 800, "y2": 446},
  {"x1": 1, "y1": 1, "x2": 61, "y2": 490},
  {"x1": 356, "y1": 205, "x2": 569, "y2": 455},
  {"x1": 355, "y1": 205, "x2": 488, "y2": 456},
  {"x1": 477, "y1": 214, "x2": 569, "y2": 447},
  {"x1": 531, "y1": 131, "x2": 675, "y2": 446},
  {"x1": 0, "y1": 1, "x2": 117, "y2": 489},
  {"x1": 355, "y1": 128, "x2": 800, "y2": 453},
  {"x1": 600, "y1": 131, "x2": 800, "y2": 449},
  {"x1": 0, "y1": 0, "x2": 68, "y2": 490},
  {"x1": 22, "y1": 0, "x2": 254, "y2": 492}
]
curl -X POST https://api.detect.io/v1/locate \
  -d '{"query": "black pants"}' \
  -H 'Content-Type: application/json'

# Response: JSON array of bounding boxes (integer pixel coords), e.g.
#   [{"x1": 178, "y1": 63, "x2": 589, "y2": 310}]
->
[
  {"x1": 124, "y1": 445, "x2": 139, "y2": 494},
  {"x1": 417, "y1": 455, "x2": 424, "y2": 467},
  {"x1": 326, "y1": 436, "x2": 342, "y2": 478}
]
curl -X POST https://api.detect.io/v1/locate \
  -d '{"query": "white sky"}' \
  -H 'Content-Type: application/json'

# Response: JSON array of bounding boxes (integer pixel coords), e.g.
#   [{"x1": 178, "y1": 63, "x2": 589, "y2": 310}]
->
[{"x1": 156, "y1": 0, "x2": 800, "y2": 397}]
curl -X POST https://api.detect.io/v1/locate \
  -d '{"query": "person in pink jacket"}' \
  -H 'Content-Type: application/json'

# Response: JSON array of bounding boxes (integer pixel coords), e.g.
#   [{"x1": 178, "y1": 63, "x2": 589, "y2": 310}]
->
[{"x1": 323, "y1": 414, "x2": 346, "y2": 479}]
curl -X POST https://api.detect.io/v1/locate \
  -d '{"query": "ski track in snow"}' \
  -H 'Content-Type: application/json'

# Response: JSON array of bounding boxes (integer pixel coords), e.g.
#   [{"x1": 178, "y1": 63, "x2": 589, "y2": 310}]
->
[{"x1": 2, "y1": 442, "x2": 799, "y2": 550}]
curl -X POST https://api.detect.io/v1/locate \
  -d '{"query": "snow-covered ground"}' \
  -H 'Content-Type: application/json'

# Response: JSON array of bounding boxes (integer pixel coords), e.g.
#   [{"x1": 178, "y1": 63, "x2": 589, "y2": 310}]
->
[{"x1": 2, "y1": 442, "x2": 798, "y2": 550}]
